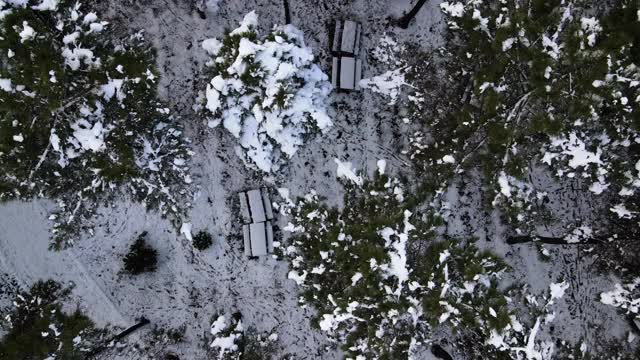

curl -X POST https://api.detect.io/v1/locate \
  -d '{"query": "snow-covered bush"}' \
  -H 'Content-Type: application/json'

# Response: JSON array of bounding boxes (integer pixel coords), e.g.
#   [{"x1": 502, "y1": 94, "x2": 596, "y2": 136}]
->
[
  {"x1": 0, "y1": 279, "x2": 104, "y2": 359},
  {"x1": 479, "y1": 281, "x2": 572, "y2": 360},
  {"x1": 0, "y1": 1, "x2": 192, "y2": 248},
  {"x1": 601, "y1": 278, "x2": 640, "y2": 322},
  {"x1": 208, "y1": 313, "x2": 279, "y2": 359},
  {"x1": 200, "y1": 11, "x2": 332, "y2": 173},
  {"x1": 409, "y1": 0, "x2": 639, "y2": 238},
  {"x1": 283, "y1": 175, "x2": 510, "y2": 358}
]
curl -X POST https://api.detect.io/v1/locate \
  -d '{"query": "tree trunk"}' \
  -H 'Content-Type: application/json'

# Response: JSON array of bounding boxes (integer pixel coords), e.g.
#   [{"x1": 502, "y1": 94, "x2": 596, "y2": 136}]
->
[
  {"x1": 507, "y1": 236, "x2": 602, "y2": 245},
  {"x1": 396, "y1": 0, "x2": 429, "y2": 29},
  {"x1": 283, "y1": 0, "x2": 291, "y2": 24},
  {"x1": 431, "y1": 344, "x2": 454, "y2": 360},
  {"x1": 85, "y1": 317, "x2": 150, "y2": 359}
]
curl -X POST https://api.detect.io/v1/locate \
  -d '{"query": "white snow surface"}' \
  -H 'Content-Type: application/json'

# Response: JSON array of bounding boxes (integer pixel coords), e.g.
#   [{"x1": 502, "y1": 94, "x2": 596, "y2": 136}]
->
[
  {"x1": 610, "y1": 203, "x2": 634, "y2": 219},
  {"x1": 210, "y1": 315, "x2": 227, "y2": 336},
  {"x1": 549, "y1": 281, "x2": 570, "y2": 300},
  {"x1": 0, "y1": 0, "x2": 633, "y2": 358},
  {"x1": 31, "y1": 0, "x2": 59, "y2": 11},
  {"x1": 0, "y1": 78, "x2": 12, "y2": 92},
  {"x1": 69, "y1": 119, "x2": 107, "y2": 152},
  {"x1": 378, "y1": 210, "x2": 414, "y2": 297},
  {"x1": 440, "y1": 2, "x2": 465, "y2": 18},
  {"x1": 205, "y1": 0, "x2": 220, "y2": 13},
  {"x1": 359, "y1": 68, "x2": 408, "y2": 105},
  {"x1": 334, "y1": 158, "x2": 363, "y2": 186},
  {"x1": 180, "y1": 222, "x2": 193, "y2": 241},
  {"x1": 498, "y1": 171, "x2": 512, "y2": 197},
  {"x1": 600, "y1": 279, "x2": 640, "y2": 319},
  {"x1": 549, "y1": 132, "x2": 602, "y2": 169},
  {"x1": 210, "y1": 320, "x2": 242, "y2": 357},
  {"x1": 100, "y1": 79, "x2": 125, "y2": 102},
  {"x1": 19, "y1": 21, "x2": 36, "y2": 42},
  {"x1": 377, "y1": 159, "x2": 387, "y2": 175},
  {"x1": 4, "y1": 0, "x2": 29, "y2": 7}
]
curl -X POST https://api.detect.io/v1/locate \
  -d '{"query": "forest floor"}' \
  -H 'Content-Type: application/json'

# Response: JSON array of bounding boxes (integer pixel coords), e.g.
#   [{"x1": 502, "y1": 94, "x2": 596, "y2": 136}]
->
[{"x1": 0, "y1": 0, "x2": 634, "y2": 359}]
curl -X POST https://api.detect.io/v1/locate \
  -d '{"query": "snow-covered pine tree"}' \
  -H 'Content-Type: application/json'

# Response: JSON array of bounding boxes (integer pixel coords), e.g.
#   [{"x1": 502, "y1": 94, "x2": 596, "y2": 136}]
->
[
  {"x1": 409, "y1": 0, "x2": 639, "y2": 244},
  {"x1": 0, "y1": 0, "x2": 192, "y2": 248},
  {"x1": 0, "y1": 279, "x2": 104, "y2": 359},
  {"x1": 208, "y1": 312, "x2": 280, "y2": 359},
  {"x1": 200, "y1": 11, "x2": 332, "y2": 173},
  {"x1": 284, "y1": 174, "x2": 510, "y2": 358}
]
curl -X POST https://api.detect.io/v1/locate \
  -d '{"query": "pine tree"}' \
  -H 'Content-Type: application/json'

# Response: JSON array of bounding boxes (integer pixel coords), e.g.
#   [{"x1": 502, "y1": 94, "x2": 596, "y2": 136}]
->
[
  {"x1": 284, "y1": 174, "x2": 510, "y2": 358},
  {"x1": 123, "y1": 232, "x2": 158, "y2": 275},
  {"x1": 192, "y1": 231, "x2": 213, "y2": 251},
  {"x1": 0, "y1": 1, "x2": 191, "y2": 247},
  {"x1": 0, "y1": 280, "x2": 104, "y2": 360},
  {"x1": 412, "y1": 0, "x2": 640, "y2": 236}
]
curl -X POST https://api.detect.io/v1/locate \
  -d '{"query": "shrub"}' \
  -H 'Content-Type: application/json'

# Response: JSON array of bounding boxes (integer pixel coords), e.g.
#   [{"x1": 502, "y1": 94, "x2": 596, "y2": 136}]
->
[
  {"x1": 192, "y1": 231, "x2": 213, "y2": 251},
  {"x1": 123, "y1": 232, "x2": 158, "y2": 275}
]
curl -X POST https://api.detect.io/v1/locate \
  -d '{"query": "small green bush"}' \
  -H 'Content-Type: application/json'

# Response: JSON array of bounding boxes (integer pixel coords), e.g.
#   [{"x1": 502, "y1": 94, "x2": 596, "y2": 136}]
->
[
  {"x1": 123, "y1": 232, "x2": 158, "y2": 275},
  {"x1": 193, "y1": 231, "x2": 213, "y2": 251}
]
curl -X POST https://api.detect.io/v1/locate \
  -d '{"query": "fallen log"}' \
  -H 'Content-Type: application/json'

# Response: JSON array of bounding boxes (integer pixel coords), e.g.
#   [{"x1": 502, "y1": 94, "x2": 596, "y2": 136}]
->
[
  {"x1": 396, "y1": 0, "x2": 429, "y2": 29},
  {"x1": 85, "y1": 317, "x2": 150, "y2": 359},
  {"x1": 431, "y1": 344, "x2": 454, "y2": 360},
  {"x1": 283, "y1": 0, "x2": 291, "y2": 24},
  {"x1": 507, "y1": 236, "x2": 603, "y2": 245}
]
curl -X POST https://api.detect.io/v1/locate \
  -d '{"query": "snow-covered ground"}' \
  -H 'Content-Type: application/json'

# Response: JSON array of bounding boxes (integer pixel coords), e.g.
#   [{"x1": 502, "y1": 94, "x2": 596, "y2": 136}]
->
[{"x1": 0, "y1": 0, "x2": 636, "y2": 358}]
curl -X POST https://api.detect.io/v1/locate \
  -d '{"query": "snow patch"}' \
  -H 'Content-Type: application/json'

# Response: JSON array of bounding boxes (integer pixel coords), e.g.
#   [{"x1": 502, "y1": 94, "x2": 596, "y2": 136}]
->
[
  {"x1": 210, "y1": 315, "x2": 226, "y2": 336},
  {"x1": 334, "y1": 158, "x2": 363, "y2": 186},
  {"x1": 610, "y1": 204, "x2": 634, "y2": 219},
  {"x1": 549, "y1": 281, "x2": 569, "y2": 300},
  {"x1": 70, "y1": 120, "x2": 107, "y2": 152},
  {"x1": 100, "y1": 79, "x2": 125, "y2": 102},
  {"x1": 19, "y1": 21, "x2": 36, "y2": 42},
  {"x1": 498, "y1": 171, "x2": 512, "y2": 197},
  {"x1": 359, "y1": 68, "x2": 407, "y2": 105},
  {"x1": 31, "y1": 0, "x2": 59, "y2": 11},
  {"x1": 378, "y1": 210, "x2": 414, "y2": 297},
  {"x1": 440, "y1": 2, "x2": 465, "y2": 18},
  {"x1": 377, "y1": 159, "x2": 387, "y2": 175},
  {"x1": 180, "y1": 222, "x2": 193, "y2": 241},
  {"x1": 0, "y1": 78, "x2": 13, "y2": 92}
]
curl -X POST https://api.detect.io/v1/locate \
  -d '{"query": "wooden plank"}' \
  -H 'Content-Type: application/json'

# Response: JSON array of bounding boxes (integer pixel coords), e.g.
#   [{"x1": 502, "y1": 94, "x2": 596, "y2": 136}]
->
[
  {"x1": 239, "y1": 192, "x2": 251, "y2": 224},
  {"x1": 262, "y1": 188, "x2": 274, "y2": 220},
  {"x1": 354, "y1": 23, "x2": 361, "y2": 55},
  {"x1": 266, "y1": 220, "x2": 274, "y2": 253},
  {"x1": 243, "y1": 225, "x2": 252, "y2": 257},
  {"x1": 85, "y1": 317, "x2": 150, "y2": 358},
  {"x1": 340, "y1": 57, "x2": 356, "y2": 90},
  {"x1": 247, "y1": 189, "x2": 266, "y2": 223},
  {"x1": 341, "y1": 20, "x2": 358, "y2": 54},
  {"x1": 355, "y1": 59, "x2": 362, "y2": 91},
  {"x1": 332, "y1": 21, "x2": 342, "y2": 54},
  {"x1": 250, "y1": 222, "x2": 267, "y2": 256},
  {"x1": 332, "y1": 57, "x2": 339, "y2": 88}
]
